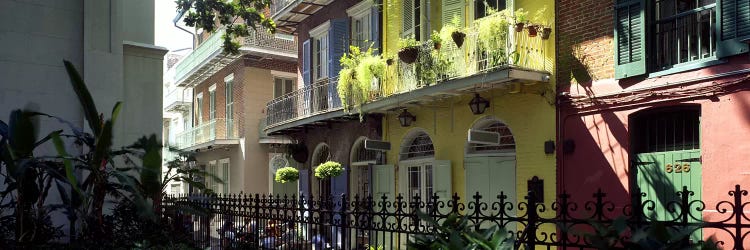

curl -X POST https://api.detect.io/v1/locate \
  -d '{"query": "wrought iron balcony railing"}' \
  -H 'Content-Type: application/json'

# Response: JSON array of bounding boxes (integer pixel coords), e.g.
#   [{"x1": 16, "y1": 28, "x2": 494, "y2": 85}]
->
[
  {"x1": 263, "y1": 25, "x2": 551, "y2": 133},
  {"x1": 163, "y1": 87, "x2": 192, "y2": 112},
  {"x1": 265, "y1": 77, "x2": 342, "y2": 128},
  {"x1": 174, "y1": 28, "x2": 297, "y2": 87},
  {"x1": 174, "y1": 118, "x2": 238, "y2": 150}
]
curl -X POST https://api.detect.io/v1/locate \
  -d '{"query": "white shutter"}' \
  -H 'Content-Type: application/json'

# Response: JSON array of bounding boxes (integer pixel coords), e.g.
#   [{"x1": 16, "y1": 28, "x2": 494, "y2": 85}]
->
[
  {"x1": 398, "y1": 165, "x2": 408, "y2": 198},
  {"x1": 433, "y1": 160, "x2": 452, "y2": 198},
  {"x1": 373, "y1": 165, "x2": 395, "y2": 200}
]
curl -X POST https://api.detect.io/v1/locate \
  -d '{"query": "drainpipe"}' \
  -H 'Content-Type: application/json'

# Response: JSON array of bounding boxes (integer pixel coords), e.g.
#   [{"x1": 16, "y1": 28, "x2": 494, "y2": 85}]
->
[{"x1": 173, "y1": 7, "x2": 195, "y2": 49}]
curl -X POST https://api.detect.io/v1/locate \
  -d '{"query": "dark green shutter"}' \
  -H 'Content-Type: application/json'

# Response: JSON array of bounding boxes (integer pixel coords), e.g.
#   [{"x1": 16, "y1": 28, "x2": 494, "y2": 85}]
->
[
  {"x1": 717, "y1": 0, "x2": 750, "y2": 58},
  {"x1": 614, "y1": 0, "x2": 646, "y2": 79}
]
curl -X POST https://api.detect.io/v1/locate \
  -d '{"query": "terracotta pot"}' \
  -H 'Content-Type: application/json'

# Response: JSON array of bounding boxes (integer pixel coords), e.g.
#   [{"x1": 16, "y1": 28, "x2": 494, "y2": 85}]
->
[
  {"x1": 398, "y1": 46, "x2": 419, "y2": 64},
  {"x1": 434, "y1": 42, "x2": 441, "y2": 50},
  {"x1": 451, "y1": 31, "x2": 466, "y2": 48},
  {"x1": 386, "y1": 58, "x2": 394, "y2": 65},
  {"x1": 527, "y1": 25, "x2": 538, "y2": 37},
  {"x1": 541, "y1": 27, "x2": 552, "y2": 40},
  {"x1": 515, "y1": 23, "x2": 525, "y2": 32}
]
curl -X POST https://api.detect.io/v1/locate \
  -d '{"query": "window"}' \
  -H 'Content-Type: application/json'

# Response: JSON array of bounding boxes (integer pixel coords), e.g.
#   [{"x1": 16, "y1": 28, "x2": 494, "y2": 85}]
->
[
  {"x1": 400, "y1": 132, "x2": 435, "y2": 160},
  {"x1": 274, "y1": 78, "x2": 296, "y2": 98},
  {"x1": 632, "y1": 108, "x2": 700, "y2": 153},
  {"x1": 614, "y1": 0, "x2": 749, "y2": 79},
  {"x1": 221, "y1": 160, "x2": 230, "y2": 194},
  {"x1": 348, "y1": 1, "x2": 374, "y2": 50},
  {"x1": 313, "y1": 34, "x2": 328, "y2": 80},
  {"x1": 225, "y1": 75, "x2": 234, "y2": 137},
  {"x1": 195, "y1": 94, "x2": 203, "y2": 125},
  {"x1": 209, "y1": 88, "x2": 216, "y2": 120},
  {"x1": 403, "y1": 0, "x2": 426, "y2": 40},
  {"x1": 475, "y1": 0, "x2": 506, "y2": 20}
]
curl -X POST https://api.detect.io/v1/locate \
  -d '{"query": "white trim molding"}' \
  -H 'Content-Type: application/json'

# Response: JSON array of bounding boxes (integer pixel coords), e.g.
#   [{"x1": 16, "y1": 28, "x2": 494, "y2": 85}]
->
[
  {"x1": 309, "y1": 21, "x2": 331, "y2": 38},
  {"x1": 224, "y1": 73, "x2": 234, "y2": 83},
  {"x1": 271, "y1": 70, "x2": 297, "y2": 79},
  {"x1": 347, "y1": 0, "x2": 374, "y2": 17},
  {"x1": 208, "y1": 84, "x2": 217, "y2": 92}
]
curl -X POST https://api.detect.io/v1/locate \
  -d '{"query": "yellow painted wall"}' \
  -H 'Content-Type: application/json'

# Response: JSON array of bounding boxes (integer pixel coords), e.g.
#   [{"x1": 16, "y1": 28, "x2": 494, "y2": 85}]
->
[{"x1": 381, "y1": 0, "x2": 557, "y2": 204}]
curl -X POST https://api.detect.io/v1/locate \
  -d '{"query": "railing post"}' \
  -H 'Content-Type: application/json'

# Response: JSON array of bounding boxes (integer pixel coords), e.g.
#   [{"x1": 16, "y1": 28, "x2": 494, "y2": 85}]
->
[{"x1": 526, "y1": 190, "x2": 537, "y2": 250}]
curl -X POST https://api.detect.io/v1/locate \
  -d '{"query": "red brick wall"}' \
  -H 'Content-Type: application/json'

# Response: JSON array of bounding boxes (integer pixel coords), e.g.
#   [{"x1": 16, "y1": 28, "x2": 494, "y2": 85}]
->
[
  {"x1": 192, "y1": 56, "x2": 296, "y2": 136},
  {"x1": 556, "y1": 0, "x2": 614, "y2": 90}
]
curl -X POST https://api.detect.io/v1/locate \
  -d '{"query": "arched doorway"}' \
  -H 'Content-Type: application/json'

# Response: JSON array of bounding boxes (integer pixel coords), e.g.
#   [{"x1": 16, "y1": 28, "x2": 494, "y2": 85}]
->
[
  {"x1": 399, "y1": 129, "x2": 437, "y2": 203},
  {"x1": 350, "y1": 137, "x2": 377, "y2": 199},
  {"x1": 465, "y1": 117, "x2": 517, "y2": 213},
  {"x1": 311, "y1": 143, "x2": 332, "y2": 199}
]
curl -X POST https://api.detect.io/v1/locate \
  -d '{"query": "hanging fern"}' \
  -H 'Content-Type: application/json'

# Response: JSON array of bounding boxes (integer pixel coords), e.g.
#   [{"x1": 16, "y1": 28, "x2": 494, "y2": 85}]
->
[{"x1": 337, "y1": 45, "x2": 387, "y2": 119}]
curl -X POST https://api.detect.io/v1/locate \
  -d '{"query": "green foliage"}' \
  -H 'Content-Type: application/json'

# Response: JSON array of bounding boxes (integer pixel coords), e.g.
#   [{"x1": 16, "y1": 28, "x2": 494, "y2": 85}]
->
[
  {"x1": 274, "y1": 167, "x2": 300, "y2": 183},
  {"x1": 475, "y1": 9, "x2": 514, "y2": 67},
  {"x1": 398, "y1": 37, "x2": 420, "y2": 48},
  {"x1": 314, "y1": 161, "x2": 344, "y2": 179},
  {"x1": 407, "y1": 211, "x2": 514, "y2": 250},
  {"x1": 337, "y1": 45, "x2": 387, "y2": 118},
  {"x1": 176, "y1": 0, "x2": 276, "y2": 54},
  {"x1": 514, "y1": 8, "x2": 529, "y2": 23},
  {"x1": 572, "y1": 217, "x2": 718, "y2": 250},
  {"x1": 431, "y1": 31, "x2": 442, "y2": 46}
]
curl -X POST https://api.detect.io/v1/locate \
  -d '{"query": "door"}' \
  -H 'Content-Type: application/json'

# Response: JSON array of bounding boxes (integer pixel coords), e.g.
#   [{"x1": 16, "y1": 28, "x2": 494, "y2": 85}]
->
[
  {"x1": 635, "y1": 149, "x2": 702, "y2": 241},
  {"x1": 465, "y1": 156, "x2": 516, "y2": 229}
]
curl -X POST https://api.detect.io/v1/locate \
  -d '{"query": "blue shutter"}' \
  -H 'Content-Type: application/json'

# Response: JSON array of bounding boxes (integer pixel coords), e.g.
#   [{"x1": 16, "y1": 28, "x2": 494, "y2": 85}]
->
[
  {"x1": 331, "y1": 166, "x2": 348, "y2": 198},
  {"x1": 299, "y1": 168, "x2": 310, "y2": 198},
  {"x1": 371, "y1": 7, "x2": 381, "y2": 54},
  {"x1": 613, "y1": 0, "x2": 646, "y2": 79},
  {"x1": 328, "y1": 18, "x2": 349, "y2": 108},
  {"x1": 717, "y1": 0, "x2": 750, "y2": 58}
]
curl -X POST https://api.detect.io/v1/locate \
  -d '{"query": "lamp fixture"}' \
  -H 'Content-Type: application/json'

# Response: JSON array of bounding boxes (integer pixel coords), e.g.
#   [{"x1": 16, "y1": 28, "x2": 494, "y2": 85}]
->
[
  {"x1": 469, "y1": 93, "x2": 490, "y2": 115},
  {"x1": 398, "y1": 109, "x2": 416, "y2": 127}
]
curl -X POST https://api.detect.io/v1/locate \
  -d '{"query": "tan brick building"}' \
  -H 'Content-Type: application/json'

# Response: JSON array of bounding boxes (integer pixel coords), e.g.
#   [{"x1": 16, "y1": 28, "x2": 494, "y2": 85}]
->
[{"x1": 163, "y1": 28, "x2": 297, "y2": 194}]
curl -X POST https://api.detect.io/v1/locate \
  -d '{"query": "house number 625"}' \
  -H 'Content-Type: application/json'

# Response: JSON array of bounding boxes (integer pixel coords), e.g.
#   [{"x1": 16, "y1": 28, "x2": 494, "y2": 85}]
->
[{"x1": 665, "y1": 163, "x2": 691, "y2": 173}]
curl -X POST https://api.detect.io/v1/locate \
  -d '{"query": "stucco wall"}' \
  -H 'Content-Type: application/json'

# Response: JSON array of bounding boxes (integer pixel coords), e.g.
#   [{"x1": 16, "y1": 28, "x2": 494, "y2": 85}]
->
[{"x1": 383, "y1": 88, "x2": 556, "y2": 204}]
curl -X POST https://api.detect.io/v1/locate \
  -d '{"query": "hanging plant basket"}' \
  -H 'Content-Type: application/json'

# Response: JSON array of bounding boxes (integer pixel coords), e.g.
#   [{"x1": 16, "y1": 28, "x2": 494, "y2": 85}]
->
[
  {"x1": 541, "y1": 27, "x2": 552, "y2": 40},
  {"x1": 527, "y1": 25, "x2": 539, "y2": 37},
  {"x1": 398, "y1": 46, "x2": 419, "y2": 64},
  {"x1": 451, "y1": 31, "x2": 466, "y2": 48},
  {"x1": 386, "y1": 58, "x2": 394, "y2": 65},
  {"x1": 515, "y1": 23, "x2": 525, "y2": 32},
  {"x1": 289, "y1": 144, "x2": 308, "y2": 163},
  {"x1": 434, "y1": 42, "x2": 442, "y2": 50},
  {"x1": 274, "y1": 167, "x2": 299, "y2": 183},
  {"x1": 314, "y1": 161, "x2": 344, "y2": 179}
]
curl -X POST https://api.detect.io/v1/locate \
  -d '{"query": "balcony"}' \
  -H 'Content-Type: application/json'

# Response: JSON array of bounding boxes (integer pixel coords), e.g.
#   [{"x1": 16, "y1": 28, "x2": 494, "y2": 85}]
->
[
  {"x1": 174, "y1": 28, "x2": 297, "y2": 87},
  {"x1": 163, "y1": 87, "x2": 192, "y2": 113},
  {"x1": 270, "y1": 0, "x2": 333, "y2": 34},
  {"x1": 264, "y1": 30, "x2": 551, "y2": 135},
  {"x1": 174, "y1": 118, "x2": 239, "y2": 151},
  {"x1": 258, "y1": 118, "x2": 294, "y2": 144}
]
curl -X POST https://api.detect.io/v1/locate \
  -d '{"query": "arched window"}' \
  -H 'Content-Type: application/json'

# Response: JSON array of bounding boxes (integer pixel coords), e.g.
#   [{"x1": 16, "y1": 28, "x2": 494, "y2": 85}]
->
[
  {"x1": 311, "y1": 143, "x2": 331, "y2": 166},
  {"x1": 351, "y1": 137, "x2": 377, "y2": 164},
  {"x1": 400, "y1": 131, "x2": 435, "y2": 160},
  {"x1": 311, "y1": 143, "x2": 331, "y2": 198},
  {"x1": 467, "y1": 119, "x2": 515, "y2": 154}
]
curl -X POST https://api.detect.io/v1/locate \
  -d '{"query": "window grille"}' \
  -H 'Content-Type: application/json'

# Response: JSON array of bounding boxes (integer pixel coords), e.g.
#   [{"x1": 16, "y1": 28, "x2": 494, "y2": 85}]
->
[{"x1": 632, "y1": 108, "x2": 700, "y2": 153}]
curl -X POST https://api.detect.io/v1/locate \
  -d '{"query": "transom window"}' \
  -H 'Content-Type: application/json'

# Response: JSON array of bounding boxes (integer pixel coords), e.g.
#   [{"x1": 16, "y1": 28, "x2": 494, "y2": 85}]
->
[
  {"x1": 632, "y1": 108, "x2": 700, "y2": 153},
  {"x1": 468, "y1": 121, "x2": 516, "y2": 154},
  {"x1": 400, "y1": 131, "x2": 435, "y2": 160}
]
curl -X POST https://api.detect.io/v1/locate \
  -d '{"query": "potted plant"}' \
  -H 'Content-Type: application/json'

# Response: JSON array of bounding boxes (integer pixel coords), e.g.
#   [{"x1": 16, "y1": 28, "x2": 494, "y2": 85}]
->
[
  {"x1": 398, "y1": 37, "x2": 420, "y2": 64},
  {"x1": 314, "y1": 161, "x2": 344, "y2": 179},
  {"x1": 431, "y1": 31, "x2": 442, "y2": 50},
  {"x1": 476, "y1": 9, "x2": 512, "y2": 67},
  {"x1": 529, "y1": 6, "x2": 547, "y2": 38},
  {"x1": 541, "y1": 26, "x2": 552, "y2": 39},
  {"x1": 274, "y1": 167, "x2": 300, "y2": 183},
  {"x1": 514, "y1": 8, "x2": 528, "y2": 32}
]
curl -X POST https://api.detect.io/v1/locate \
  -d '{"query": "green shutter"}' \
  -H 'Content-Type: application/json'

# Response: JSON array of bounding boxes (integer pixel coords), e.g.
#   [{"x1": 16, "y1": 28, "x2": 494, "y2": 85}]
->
[
  {"x1": 614, "y1": 0, "x2": 646, "y2": 79},
  {"x1": 442, "y1": 0, "x2": 464, "y2": 27},
  {"x1": 717, "y1": 0, "x2": 750, "y2": 58},
  {"x1": 398, "y1": 165, "x2": 408, "y2": 197}
]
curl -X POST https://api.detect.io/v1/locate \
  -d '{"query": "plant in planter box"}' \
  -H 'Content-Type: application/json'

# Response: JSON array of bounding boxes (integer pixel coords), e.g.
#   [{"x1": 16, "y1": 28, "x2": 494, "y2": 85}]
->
[
  {"x1": 274, "y1": 167, "x2": 299, "y2": 183},
  {"x1": 430, "y1": 31, "x2": 442, "y2": 50},
  {"x1": 397, "y1": 37, "x2": 420, "y2": 64},
  {"x1": 337, "y1": 45, "x2": 387, "y2": 118},
  {"x1": 314, "y1": 161, "x2": 344, "y2": 179},
  {"x1": 513, "y1": 8, "x2": 528, "y2": 32}
]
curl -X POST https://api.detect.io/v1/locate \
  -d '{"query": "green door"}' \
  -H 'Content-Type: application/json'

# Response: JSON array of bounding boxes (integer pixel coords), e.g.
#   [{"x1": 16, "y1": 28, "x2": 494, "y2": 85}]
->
[
  {"x1": 465, "y1": 156, "x2": 516, "y2": 229},
  {"x1": 635, "y1": 149, "x2": 701, "y2": 241}
]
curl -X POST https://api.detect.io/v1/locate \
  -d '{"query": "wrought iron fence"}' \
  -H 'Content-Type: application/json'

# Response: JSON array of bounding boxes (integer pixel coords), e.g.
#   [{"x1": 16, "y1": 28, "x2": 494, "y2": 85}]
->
[{"x1": 162, "y1": 184, "x2": 750, "y2": 249}]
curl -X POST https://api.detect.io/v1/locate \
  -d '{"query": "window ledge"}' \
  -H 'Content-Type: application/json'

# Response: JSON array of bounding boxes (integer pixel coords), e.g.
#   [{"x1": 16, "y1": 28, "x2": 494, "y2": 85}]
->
[{"x1": 648, "y1": 57, "x2": 727, "y2": 78}]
